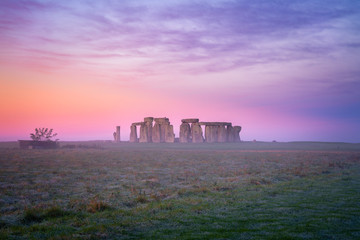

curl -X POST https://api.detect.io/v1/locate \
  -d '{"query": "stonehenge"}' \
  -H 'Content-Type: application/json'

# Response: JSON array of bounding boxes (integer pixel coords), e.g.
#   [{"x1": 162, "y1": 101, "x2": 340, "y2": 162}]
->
[
  {"x1": 129, "y1": 117, "x2": 241, "y2": 143},
  {"x1": 130, "y1": 117, "x2": 175, "y2": 143}
]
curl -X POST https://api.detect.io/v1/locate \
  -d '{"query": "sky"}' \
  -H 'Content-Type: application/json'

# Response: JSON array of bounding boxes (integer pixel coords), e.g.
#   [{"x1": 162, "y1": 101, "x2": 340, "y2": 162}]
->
[{"x1": 1, "y1": 0, "x2": 360, "y2": 142}]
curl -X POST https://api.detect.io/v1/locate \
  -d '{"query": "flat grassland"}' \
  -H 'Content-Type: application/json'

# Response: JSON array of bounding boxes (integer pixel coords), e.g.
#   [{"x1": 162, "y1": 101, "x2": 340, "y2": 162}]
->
[{"x1": 0, "y1": 142, "x2": 359, "y2": 239}]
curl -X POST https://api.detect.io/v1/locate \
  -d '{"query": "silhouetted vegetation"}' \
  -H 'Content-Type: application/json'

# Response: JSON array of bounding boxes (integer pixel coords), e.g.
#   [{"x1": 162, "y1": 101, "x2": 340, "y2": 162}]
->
[{"x1": 30, "y1": 128, "x2": 58, "y2": 142}]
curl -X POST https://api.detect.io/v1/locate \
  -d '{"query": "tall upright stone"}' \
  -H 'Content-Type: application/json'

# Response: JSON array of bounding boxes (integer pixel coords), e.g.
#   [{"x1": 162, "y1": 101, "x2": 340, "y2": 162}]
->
[
  {"x1": 226, "y1": 125, "x2": 234, "y2": 142},
  {"x1": 115, "y1": 126, "x2": 121, "y2": 142},
  {"x1": 191, "y1": 123, "x2": 204, "y2": 143},
  {"x1": 138, "y1": 117, "x2": 154, "y2": 143},
  {"x1": 217, "y1": 125, "x2": 227, "y2": 142},
  {"x1": 205, "y1": 125, "x2": 218, "y2": 143},
  {"x1": 164, "y1": 124, "x2": 175, "y2": 143},
  {"x1": 160, "y1": 124, "x2": 166, "y2": 142},
  {"x1": 152, "y1": 122, "x2": 161, "y2": 143},
  {"x1": 179, "y1": 122, "x2": 191, "y2": 143},
  {"x1": 153, "y1": 118, "x2": 170, "y2": 143},
  {"x1": 233, "y1": 126, "x2": 242, "y2": 142},
  {"x1": 139, "y1": 123, "x2": 148, "y2": 143},
  {"x1": 144, "y1": 117, "x2": 153, "y2": 143},
  {"x1": 130, "y1": 124, "x2": 138, "y2": 143}
]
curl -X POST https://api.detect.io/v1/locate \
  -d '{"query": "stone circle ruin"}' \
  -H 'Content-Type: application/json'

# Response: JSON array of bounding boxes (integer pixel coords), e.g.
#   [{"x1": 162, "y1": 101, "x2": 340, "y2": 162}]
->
[{"x1": 129, "y1": 117, "x2": 241, "y2": 143}]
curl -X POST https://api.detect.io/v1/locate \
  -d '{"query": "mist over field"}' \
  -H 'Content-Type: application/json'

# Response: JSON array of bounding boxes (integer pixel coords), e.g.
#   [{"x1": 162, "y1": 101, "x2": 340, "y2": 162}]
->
[{"x1": 1, "y1": 142, "x2": 360, "y2": 239}]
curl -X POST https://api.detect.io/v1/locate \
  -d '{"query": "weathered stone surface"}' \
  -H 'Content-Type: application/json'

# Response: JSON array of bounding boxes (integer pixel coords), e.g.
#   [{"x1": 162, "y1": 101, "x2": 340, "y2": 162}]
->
[
  {"x1": 217, "y1": 125, "x2": 227, "y2": 142},
  {"x1": 205, "y1": 125, "x2": 219, "y2": 143},
  {"x1": 145, "y1": 120, "x2": 153, "y2": 143},
  {"x1": 160, "y1": 122, "x2": 168, "y2": 142},
  {"x1": 199, "y1": 122, "x2": 231, "y2": 126},
  {"x1": 115, "y1": 126, "x2": 120, "y2": 142},
  {"x1": 233, "y1": 126, "x2": 242, "y2": 142},
  {"x1": 181, "y1": 118, "x2": 199, "y2": 123},
  {"x1": 226, "y1": 125, "x2": 234, "y2": 142},
  {"x1": 164, "y1": 124, "x2": 175, "y2": 143},
  {"x1": 132, "y1": 122, "x2": 143, "y2": 126},
  {"x1": 152, "y1": 123, "x2": 161, "y2": 143},
  {"x1": 130, "y1": 125, "x2": 138, "y2": 143},
  {"x1": 113, "y1": 132, "x2": 116, "y2": 141},
  {"x1": 144, "y1": 117, "x2": 154, "y2": 122},
  {"x1": 179, "y1": 122, "x2": 191, "y2": 143},
  {"x1": 154, "y1": 117, "x2": 169, "y2": 124},
  {"x1": 192, "y1": 123, "x2": 204, "y2": 143},
  {"x1": 139, "y1": 123, "x2": 148, "y2": 143}
]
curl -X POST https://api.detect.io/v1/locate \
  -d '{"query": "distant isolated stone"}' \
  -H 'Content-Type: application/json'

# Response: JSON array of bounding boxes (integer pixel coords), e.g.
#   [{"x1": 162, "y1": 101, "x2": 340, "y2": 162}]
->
[{"x1": 116, "y1": 126, "x2": 120, "y2": 142}]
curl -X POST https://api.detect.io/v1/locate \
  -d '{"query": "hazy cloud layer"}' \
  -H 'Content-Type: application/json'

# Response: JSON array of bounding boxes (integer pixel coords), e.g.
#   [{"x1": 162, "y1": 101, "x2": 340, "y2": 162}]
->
[{"x1": 1, "y1": 0, "x2": 359, "y2": 73}]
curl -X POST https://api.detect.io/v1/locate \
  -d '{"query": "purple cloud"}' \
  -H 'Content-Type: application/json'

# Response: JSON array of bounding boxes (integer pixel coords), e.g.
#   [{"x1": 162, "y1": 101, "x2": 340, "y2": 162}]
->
[{"x1": 1, "y1": 0, "x2": 359, "y2": 75}]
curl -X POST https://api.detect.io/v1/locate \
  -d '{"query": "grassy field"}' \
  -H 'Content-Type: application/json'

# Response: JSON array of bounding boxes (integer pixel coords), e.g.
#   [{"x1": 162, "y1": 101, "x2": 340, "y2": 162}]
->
[{"x1": 0, "y1": 141, "x2": 359, "y2": 239}]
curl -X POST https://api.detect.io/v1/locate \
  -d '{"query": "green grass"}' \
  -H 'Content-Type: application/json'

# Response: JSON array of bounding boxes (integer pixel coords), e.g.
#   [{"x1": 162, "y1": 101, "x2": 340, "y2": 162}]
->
[{"x1": 0, "y1": 142, "x2": 359, "y2": 239}]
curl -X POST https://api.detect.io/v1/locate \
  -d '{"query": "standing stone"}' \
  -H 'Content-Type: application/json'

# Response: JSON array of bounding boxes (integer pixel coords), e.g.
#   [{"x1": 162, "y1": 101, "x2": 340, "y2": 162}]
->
[
  {"x1": 139, "y1": 123, "x2": 148, "y2": 143},
  {"x1": 205, "y1": 125, "x2": 211, "y2": 143},
  {"x1": 144, "y1": 117, "x2": 153, "y2": 143},
  {"x1": 160, "y1": 123, "x2": 167, "y2": 143},
  {"x1": 164, "y1": 124, "x2": 175, "y2": 143},
  {"x1": 205, "y1": 125, "x2": 219, "y2": 143},
  {"x1": 116, "y1": 126, "x2": 120, "y2": 142},
  {"x1": 233, "y1": 126, "x2": 242, "y2": 142},
  {"x1": 179, "y1": 122, "x2": 191, "y2": 143},
  {"x1": 152, "y1": 122, "x2": 161, "y2": 143},
  {"x1": 217, "y1": 125, "x2": 227, "y2": 142},
  {"x1": 226, "y1": 125, "x2": 234, "y2": 142},
  {"x1": 130, "y1": 124, "x2": 138, "y2": 143},
  {"x1": 113, "y1": 132, "x2": 116, "y2": 142},
  {"x1": 153, "y1": 118, "x2": 169, "y2": 143},
  {"x1": 191, "y1": 123, "x2": 204, "y2": 143}
]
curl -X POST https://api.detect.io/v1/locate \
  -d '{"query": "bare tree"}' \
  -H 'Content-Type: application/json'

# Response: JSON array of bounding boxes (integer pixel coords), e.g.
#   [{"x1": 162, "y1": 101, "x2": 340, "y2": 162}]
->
[{"x1": 30, "y1": 128, "x2": 58, "y2": 141}]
